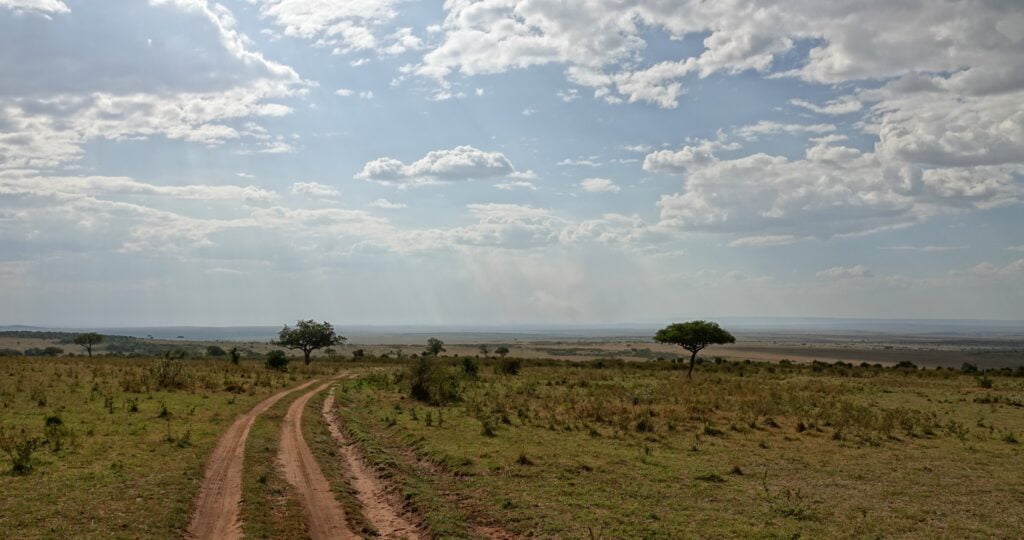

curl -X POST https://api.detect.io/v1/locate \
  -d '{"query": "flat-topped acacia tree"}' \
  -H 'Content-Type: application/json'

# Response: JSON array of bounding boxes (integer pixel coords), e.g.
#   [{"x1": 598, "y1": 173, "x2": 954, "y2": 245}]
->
[
  {"x1": 654, "y1": 320, "x2": 735, "y2": 379},
  {"x1": 73, "y1": 332, "x2": 103, "y2": 357},
  {"x1": 272, "y1": 320, "x2": 346, "y2": 365}
]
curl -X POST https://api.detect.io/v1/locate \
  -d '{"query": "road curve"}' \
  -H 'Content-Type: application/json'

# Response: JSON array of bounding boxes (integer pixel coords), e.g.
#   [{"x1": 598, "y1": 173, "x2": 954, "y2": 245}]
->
[
  {"x1": 279, "y1": 381, "x2": 356, "y2": 539},
  {"x1": 186, "y1": 379, "x2": 318, "y2": 540}
]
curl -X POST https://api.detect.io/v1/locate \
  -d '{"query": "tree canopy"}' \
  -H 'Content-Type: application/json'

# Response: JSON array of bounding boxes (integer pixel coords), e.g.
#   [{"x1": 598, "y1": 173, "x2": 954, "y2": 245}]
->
[
  {"x1": 654, "y1": 321, "x2": 735, "y2": 378},
  {"x1": 272, "y1": 320, "x2": 345, "y2": 365},
  {"x1": 425, "y1": 337, "x2": 445, "y2": 357},
  {"x1": 73, "y1": 332, "x2": 103, "y2": 357}
]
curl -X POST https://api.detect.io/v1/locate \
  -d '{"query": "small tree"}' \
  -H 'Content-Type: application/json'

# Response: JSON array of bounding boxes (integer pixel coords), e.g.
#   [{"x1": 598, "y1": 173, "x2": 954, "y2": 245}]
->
[
  {"x1": 425, "y1": 337, "x2": 445, "y2": 357},
  {"x1": 495, "y1": 346, "x2": 510, "y2": 358},
  {"x1": 478, "y1": 344, "x2": 490, "y2": 358},
  {"x1": 654, "y1": 320, "x2": 735, "y2": 379},
  {"x1": 74, "y1": 333, "x2": 103, "y2": 357},
  {"x1": 228, "y1": 347, "x2": 241, "y2": 365},
  {"x1": 272, "y1": 320, "x2": 346, "y2": 365}
]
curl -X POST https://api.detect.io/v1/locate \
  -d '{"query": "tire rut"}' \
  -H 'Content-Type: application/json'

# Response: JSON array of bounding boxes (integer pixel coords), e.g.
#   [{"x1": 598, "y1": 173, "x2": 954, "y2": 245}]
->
[
  {"x1": 322, "y1": 393, "x2": 423, "y2": 539},
  {"x1": 185, "y1": 379, "x2": 318, "y2": 540},
  {"x1": 279, "y1": 381, "x2": 356, "y2": 539}
]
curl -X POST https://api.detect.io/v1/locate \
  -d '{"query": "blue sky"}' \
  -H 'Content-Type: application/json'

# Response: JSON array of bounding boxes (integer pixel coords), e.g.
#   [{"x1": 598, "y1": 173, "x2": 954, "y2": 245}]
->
[{"x1": 1, "y1": 0, "x2": 1023, "y2": 326}]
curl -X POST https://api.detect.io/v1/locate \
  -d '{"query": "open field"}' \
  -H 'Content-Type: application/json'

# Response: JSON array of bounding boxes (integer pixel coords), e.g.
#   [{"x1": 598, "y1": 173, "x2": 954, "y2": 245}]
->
[{"x1": 1, "y1": 339, "x2": 1023, "y2": 538}]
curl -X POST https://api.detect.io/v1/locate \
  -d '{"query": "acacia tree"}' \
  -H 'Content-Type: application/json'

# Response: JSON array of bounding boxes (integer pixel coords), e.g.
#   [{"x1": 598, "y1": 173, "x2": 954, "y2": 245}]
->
[
  {"x1": 495, "y1": 346, "x2": 510, "y2": 358},
  {"x1": 425, "y1": 337, "x2": 445, "y2": 357},
  {"x1": 272, "y1": 320, "x2": 346, "y2": 365},
  {"x1": 478, "y1": 344, "x2": 490, "y2": 358},
  {"x1": 654, "y1": 321, "x2": 735, "y2": 379},
  {"x1": 73, "y1": 332, "x2": 103, "y2": 357}
]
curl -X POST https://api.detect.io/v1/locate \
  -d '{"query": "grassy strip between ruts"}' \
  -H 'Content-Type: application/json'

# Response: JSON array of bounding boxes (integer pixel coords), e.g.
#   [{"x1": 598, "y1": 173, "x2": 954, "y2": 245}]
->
[
  {"x1": 240, "y1": 388, "x2": 310, "y2": 539},
  {"x1": 333, "y1": 381, "x2": 485, "y2": 539},
  {"x1": 302, "y1": 387, "x2": 377, "y2": 537}
]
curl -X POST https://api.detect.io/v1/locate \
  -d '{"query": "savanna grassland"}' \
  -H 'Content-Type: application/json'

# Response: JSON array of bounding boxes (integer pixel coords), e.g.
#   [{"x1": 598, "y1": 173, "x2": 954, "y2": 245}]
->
[
  {"x1": 1, "y1": 344, "x2": 1023, "y2": 539},
  {"x1": 0, "y1": 355, "x2": 333, "y2": 538},
  {"x1": 331, "y1": 358, "x2": 1024, "y2": 538}
]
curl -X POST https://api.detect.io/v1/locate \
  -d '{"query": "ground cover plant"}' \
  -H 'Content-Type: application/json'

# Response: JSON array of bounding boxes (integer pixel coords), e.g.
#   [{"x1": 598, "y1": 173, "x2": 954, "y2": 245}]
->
[
  {"x1": 332, "y1": 357, "x2": 1024, "y2": 538},
  {"x1": 0, "y1": 354, "x2": 332, "y2": 538}
]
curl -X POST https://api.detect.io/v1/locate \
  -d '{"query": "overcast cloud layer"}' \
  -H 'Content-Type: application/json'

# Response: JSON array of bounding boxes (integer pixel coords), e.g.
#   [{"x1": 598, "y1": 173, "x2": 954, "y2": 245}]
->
[{"x1": 1, "y1": 0, "x2": 1022, "y2": 326}]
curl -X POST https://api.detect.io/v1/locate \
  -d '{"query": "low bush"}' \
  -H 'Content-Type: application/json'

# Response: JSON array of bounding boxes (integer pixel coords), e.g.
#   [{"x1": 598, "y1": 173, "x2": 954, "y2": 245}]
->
[
  {"x1": 498, "y1": 357, "x2": 523, "y2": 375},
  {"x1": 408, "y1": 357, "x2": 462, "y2": 405},
  {"x1": 265, "y1": 350, "x2": 289, "y2": 371}
]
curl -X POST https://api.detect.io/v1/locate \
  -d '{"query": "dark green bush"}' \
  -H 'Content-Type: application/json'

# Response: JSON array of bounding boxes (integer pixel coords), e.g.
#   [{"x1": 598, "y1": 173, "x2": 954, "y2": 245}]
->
[
  {"x1": 205, "y1": 345, "x2": 226, "y2": 357},
  {"x1": 461, "y1": 357, "x2": 479, "y2": 378},
  {"x1": 408, "y1": 357, "x2": 462, "y2": 405},
  {"x1": 265, "y1": 350, "x2": 290, "y2": 371},
  {"x1": 498, "y1": 357, "x2": 522, "y2": 375}
]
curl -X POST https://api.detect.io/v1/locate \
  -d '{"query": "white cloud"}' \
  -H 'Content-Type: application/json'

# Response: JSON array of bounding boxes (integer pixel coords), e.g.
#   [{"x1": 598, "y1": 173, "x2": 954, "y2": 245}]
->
[
  {"x1": 728, "y1": 235, "x2": 800, "y2": 247},
  {"x1": 290, "y1": 182, "x2": 340, "y2": 198},
  {"x1": 336, "y1": 88, "x2": 354, "y2": 97},
  {"x1": 521, "y1": 107, "x2": 537, "y2": 116},
  {"x1": 356, "y1": 145, "x2": 516, "y2": 186},
  {"x1": 1009, "y1": 245, "x2": 1024, "y2": 252},
  {"x1": 557, "y1": 88, "x2": 578, "y2": 102},
  {"x1": 736, "y1": 121, "x2": 835, "y2": 140},
  {"x1": 370, "y1": 198, "x2": 406, "y2": 209},
  {"x1": 557, "y1": 157, "x2": 600, "y2": 167},
  {"x1": 789, "y1": 96, "x2": 862, "y2": 115},
  {"x1": 0, "y1": 0, "x2": 68, "y2": 15},
  {"x1": 495, "y1": 181, "x2": 537, "y2": 191},
  {"x1": 249, "y1": 0, "x2": 401, "y2": 55},
  {"x1": 359, "y1": 90, "x2": 375, "y2": 99},
  {"x1": 579, "y1": 177, "x2": 620, "y2": 193},
  {"x1": 818, "y1": 265, "x2": 873, "y2": 279},
  {"x1": 0, "y1": 170, "x2": 276, "y2": 202}
]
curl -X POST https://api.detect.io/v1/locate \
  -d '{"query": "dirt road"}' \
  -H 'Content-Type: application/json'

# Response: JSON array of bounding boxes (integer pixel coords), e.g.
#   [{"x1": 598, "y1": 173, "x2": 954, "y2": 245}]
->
[
  {"x1": 279, "y1": 381, "x2": 355, "y2": 539},
  {"x1": 322, "y1": 393, "x2": 422, "y2": 539},
  {"x1": 186, "y1": 379, "x2": 317, "y2": 540}
]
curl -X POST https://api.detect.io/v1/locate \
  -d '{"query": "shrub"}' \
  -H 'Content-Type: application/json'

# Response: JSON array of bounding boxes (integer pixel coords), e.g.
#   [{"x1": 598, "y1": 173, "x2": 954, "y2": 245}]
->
[
  {"x1": 0, "y1": 427, "x2": 42, "y2": 475},
  {"x1": 228, "y1": 347, "x2": 241, "y2": 365},
  {"x1": 461, "y1": 357, "x2": 480, "y2": 378},
  {"x1": 498, "y1": 357, "x2": 522, "y2": 375},
  {"x1": 961, "y1": 362, "x2": 979, "y2": 374},
  {"x1": 978, "y1": 375, "x2": 994, "y2": 389},
  {"x1": 265, "y1": 350, "x2": 290, "y2": 371},
  {"x1": 149, "y1": 357, "x2": 189, "y2": 389},
  {"x1": 408, "y1": 357, "x2": 462, "y2": 405},
  {"x1": 894, "y1": 361, "x2": 917, "y2": 370},
  {"x1": 206, "y1": 345, "x2": 226, "y2": 357},
  {"x1": 43, "y1": 415, "x2": 69, "y2": 452}
]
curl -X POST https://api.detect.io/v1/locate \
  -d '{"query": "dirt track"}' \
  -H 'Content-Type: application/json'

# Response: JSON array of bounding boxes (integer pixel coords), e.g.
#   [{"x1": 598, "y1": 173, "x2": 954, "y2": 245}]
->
[
  {"x1": 322, "y1": 393, "x2": 422, "y2": 539},
  {"x1": 279, "y1": 381, "x2": 355, "y2": 539},
  {"x1": 186, "y1": 379, "x2": 317, "y2": 540}
]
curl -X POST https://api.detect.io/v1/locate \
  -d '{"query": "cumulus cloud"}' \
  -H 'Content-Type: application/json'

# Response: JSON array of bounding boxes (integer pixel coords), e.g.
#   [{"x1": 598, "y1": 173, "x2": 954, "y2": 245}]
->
[
  {"x1": 0, "y1": 1, "x2": 304, "y2": 169},
  {"x1": 249, "y1": 0, "x2": 403, "y2": 55},
  {"x1": 736, "y1": 121, "x2": 835, "y2": 140},
  {"x1": 356, "y1": 145, "x2": 516, "y2": 186},
  {"x1": 579, "y1": 178, "x2": 620, "y2": 193}
]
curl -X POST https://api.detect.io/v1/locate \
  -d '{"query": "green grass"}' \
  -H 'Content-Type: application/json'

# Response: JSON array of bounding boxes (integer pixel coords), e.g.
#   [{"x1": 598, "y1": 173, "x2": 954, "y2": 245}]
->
[
  {"x1": 0, "y1": 355, "x2": 329, "y2": 538},
  {"x1": 338, "y1": 359, "x2": 1024, "y2": 538}
]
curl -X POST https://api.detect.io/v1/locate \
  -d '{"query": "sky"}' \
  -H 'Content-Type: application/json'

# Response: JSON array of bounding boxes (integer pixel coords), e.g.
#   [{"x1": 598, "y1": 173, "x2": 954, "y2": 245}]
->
[{"x1": 1, "y1": 0, "x2": 1023, "y2": 327}]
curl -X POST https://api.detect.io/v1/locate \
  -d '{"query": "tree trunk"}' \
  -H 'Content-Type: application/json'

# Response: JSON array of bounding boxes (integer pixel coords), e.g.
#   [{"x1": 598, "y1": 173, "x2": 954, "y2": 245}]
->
[
  {"x1": 86, "y1": 345, "x2": 92, "y2": 358},
  {"x1": 303, "y1": 349, "x2": 312, "y2": 365},
  {"x1": 688, "y1": 349, "x2": 698, "y2": 379}
]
